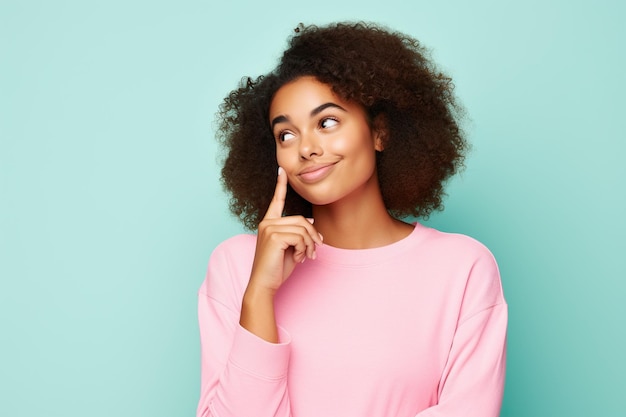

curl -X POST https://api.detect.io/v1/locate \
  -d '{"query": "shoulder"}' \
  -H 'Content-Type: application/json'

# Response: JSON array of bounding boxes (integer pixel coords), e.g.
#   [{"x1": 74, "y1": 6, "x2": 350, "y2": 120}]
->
[
  {"x1": 199, "y1": 234, "x2": 258, "y2": 308},
  {"x1": 416, "y1": 224, "x2": 505, "y2": 311},
  {"x1": 416, "y1": 223, "x2": 497, "y2": 265},
  {"x1": 212, "y1": 233, "x2": 258, "y2": 258}
]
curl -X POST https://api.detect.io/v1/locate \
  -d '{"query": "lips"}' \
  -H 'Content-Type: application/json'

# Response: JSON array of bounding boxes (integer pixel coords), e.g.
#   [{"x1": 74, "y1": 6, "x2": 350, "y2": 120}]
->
[{"x1": 297, "y1": 162, "x2": 338, "y2": 183}]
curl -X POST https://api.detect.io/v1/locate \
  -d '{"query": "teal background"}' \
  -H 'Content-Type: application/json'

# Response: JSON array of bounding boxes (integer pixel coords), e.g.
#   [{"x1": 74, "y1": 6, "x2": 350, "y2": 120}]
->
[{"x1": 1, "y1": 0, "x2": 624, "y2": 416}]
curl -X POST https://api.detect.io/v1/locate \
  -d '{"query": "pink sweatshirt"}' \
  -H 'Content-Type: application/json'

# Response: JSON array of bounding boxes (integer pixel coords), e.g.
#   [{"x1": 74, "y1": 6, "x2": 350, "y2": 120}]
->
[{"x1": 197, "y1": 223, "x2": 507, "y2": 417}]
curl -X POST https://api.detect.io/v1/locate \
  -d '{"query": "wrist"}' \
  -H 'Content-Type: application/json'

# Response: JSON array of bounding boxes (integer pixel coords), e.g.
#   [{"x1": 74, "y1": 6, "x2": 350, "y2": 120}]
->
[
  {"x1": 244, "y1": 279, "x2": 278, "y2": 300},
  {"x1": 240, "y1": 283, "x2": 279, "y2": 343}
]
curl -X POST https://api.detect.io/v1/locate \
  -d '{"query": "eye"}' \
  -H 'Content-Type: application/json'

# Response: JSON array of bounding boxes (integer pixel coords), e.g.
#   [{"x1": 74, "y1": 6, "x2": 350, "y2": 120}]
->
[
  {"x1": 278, "y1": 130, "x2": 296, "y2": 142},
  {"x1": 319, "y1": 117, "x2": 339, "y2": 129}
]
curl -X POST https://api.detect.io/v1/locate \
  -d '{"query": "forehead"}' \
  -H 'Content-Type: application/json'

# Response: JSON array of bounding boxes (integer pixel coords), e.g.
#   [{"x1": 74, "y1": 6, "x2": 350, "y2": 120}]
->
[{"x1": 269, "y1": 76, "x2": 344, "y2": 117}]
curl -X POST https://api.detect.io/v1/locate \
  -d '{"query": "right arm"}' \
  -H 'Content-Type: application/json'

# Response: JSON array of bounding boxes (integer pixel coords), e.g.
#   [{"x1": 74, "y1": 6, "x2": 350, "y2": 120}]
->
[
  {"x1": 240, "y1": 167, "x2": 322, "y2": 343},
  {"x1": 197, "y1": 281, "x2": 292, "y2": 417},
  {"x1": 197, "y1": 167, "x2": 321, "y2": 417}
]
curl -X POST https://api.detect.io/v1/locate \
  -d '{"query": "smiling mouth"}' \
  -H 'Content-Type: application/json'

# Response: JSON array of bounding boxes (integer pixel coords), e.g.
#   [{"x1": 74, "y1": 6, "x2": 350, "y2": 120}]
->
[{"x1": 298, "y1": 162, "x2": 337, "y2": 183}]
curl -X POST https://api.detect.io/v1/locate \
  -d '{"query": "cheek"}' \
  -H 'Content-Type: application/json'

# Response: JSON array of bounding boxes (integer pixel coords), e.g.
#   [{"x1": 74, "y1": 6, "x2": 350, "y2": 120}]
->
[
  {"x1": 276, "y1": 147, "x2": 300, "y2": 187},
  {"x1": 333, "y1": 126, "x2": 375, "y2": 154},
  {"x1": 275, "y1": 147, "x2": 289, "y2": 168}
]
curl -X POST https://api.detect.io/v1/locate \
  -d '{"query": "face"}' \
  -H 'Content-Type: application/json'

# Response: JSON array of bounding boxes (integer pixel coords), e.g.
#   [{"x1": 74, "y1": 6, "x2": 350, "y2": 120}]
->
[{"x1": 269, "y1": 76, "x2": 384, "y2": 207}]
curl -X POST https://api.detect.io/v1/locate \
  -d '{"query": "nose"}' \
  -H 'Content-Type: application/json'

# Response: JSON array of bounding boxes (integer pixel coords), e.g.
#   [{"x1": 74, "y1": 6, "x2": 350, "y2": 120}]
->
[{"x1": 299, "y1": 131, "x2": 323, "y2": 159}]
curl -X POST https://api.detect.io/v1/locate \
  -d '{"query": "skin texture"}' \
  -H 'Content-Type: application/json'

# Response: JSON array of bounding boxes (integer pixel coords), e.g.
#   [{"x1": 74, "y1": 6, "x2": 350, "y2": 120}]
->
[
  {"x1": 240, "y1": 167, "x2": 319, "y2": 343},
  {"x1": 218, "y1": 22, "x2": 467, "y2": 230},
  {"x1": 240, "y1": 77, "x2": 413, "y2": 342},
  {"x1": 202, "y1": 24, "x2": 505, "y2": 415},
  {"x1": 271, "y1": 77, "x2": 382, "y2": 209}
]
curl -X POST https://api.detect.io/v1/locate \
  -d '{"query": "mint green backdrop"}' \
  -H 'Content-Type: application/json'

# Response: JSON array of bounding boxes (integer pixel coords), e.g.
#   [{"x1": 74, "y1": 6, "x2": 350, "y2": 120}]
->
[{"x1": 1, "y1": 1, "x2": 624, "y2": 416}]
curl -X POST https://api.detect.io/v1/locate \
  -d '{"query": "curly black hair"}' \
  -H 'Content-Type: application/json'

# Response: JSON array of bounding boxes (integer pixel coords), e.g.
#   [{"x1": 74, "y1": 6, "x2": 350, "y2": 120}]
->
[{"x1": 217, "y1": 22, "x2": 468, "y2": 230}]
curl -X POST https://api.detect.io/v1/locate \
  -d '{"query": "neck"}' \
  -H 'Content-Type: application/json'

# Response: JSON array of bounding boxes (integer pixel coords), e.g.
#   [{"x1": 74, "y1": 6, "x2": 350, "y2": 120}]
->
[{"x1": 311, "y1": 178, "x2": 413, "y2": 249}]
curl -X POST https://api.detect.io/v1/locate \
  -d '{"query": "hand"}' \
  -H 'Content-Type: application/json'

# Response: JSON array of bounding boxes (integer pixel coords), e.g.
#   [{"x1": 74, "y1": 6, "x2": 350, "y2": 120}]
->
[{"x1": 247, "y1": 167, "x2": 323, "y2": 295}]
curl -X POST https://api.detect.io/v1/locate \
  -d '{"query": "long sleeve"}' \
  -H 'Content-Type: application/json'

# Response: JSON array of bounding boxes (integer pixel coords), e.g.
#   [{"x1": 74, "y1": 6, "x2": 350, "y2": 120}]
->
[
  {"x1": 414, "y1": 304, "x2": 507, "y2": 416},
  {"x1": 415, "y1": 246, "x2": 508, "y2": 417},
  {"x1": 197, "y1": 227, "x2": 507, "y2": 417},
  {"x1": 196, "y1": 236, "x2": 292, "y2": 417}
]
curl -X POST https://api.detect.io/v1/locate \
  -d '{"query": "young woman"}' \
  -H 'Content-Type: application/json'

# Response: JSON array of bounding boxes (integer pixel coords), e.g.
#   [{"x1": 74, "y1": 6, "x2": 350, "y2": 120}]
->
[{"x1": 198, "y1": 22, "x2": 507, "y2": 417}]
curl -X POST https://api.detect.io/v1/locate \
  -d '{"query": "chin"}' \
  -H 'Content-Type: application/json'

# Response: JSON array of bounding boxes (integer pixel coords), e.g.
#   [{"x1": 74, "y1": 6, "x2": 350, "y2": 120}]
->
[
  {"x1": 298, "y1": 195, "x2": 335, "y2": 206},
  {"x1": 296, "y1": 188, "x2": 350, "y2": 207},
  {"x1": 292, "y1": 189, "x2": 334, "y2": 207}
]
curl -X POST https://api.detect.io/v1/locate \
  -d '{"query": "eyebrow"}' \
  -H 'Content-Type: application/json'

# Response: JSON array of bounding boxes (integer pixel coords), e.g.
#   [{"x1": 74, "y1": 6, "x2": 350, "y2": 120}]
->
[{"x1": 270, "y1": 102, "x2": 347, "y2": 130}]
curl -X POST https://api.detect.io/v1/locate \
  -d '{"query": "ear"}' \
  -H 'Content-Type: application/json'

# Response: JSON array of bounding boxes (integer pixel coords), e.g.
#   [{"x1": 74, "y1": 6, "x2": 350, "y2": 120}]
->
[
  {"x1": 372, "y1": 114, "x2": 388, "y2": 152},
  {"x1": 374, "y1": 134, "x2": 385, "y2": 152}
]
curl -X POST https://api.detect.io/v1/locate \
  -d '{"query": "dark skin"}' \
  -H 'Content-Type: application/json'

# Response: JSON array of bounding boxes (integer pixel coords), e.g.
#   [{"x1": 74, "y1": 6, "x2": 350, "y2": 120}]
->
[
  {"x1": 219, "y1": 23, "x2": 467, "y2": 231},
  {"x1": 239, "y1": 77, "x2": 413, "y2": 343}
]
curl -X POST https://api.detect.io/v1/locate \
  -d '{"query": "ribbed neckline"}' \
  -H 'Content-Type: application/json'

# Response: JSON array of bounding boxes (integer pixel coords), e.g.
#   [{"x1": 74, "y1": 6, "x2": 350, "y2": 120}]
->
[{"x1": 314, "y1": 222, "x2": 431, "y2": 268}]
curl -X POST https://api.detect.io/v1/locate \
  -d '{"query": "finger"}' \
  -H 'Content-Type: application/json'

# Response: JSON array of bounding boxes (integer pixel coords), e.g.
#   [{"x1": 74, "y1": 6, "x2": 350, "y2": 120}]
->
[
  {"x1": 302, "y1": 220, "x2": 324, "y2": 247},
  {"x1": 263, "y1": 216, "x2": 323, "y2": 247},
  {"x1": 288, "y1": 234, "x2": 314, "y2": 262},
  {"x1": 264, "y1": 167, "x2": 288, "y2": 220},
  {"x1": 301, "y1": 217, "x2": 323, "y2": 246},
  {"x1": 264, "y1": 230, "x2": 309, "y2": 265},
  {"x1": 307, "y1": 219, "x2": 324, "y2": 246},
  {"x1": 266, "y1": 225, "x2": 317, "y2": 259}
]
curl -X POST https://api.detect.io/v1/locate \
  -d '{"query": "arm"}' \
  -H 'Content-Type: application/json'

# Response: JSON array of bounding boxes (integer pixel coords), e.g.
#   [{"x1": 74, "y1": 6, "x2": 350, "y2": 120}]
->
[
  {"x1": 197, "y1": 279, "x2": 292, "y2": 417},
  {"x1": 415, "y1": 304, "x2": 507, "y2": 416},
  {"x1": 197, "y1": 168, "x2": 321, "y2": 417},
  {"x1": 240, "y1": 166, "x2": 321, "y2": 343},
  {"x1": 416, "y1": 249, "x2": 508, "y2": 417}
]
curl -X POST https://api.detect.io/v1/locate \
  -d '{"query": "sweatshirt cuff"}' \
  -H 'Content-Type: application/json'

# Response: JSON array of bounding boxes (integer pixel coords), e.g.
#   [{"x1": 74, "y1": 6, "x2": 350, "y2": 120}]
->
[{"x1": 228, "y1": 324, "x2": 291, "y2": 379}]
